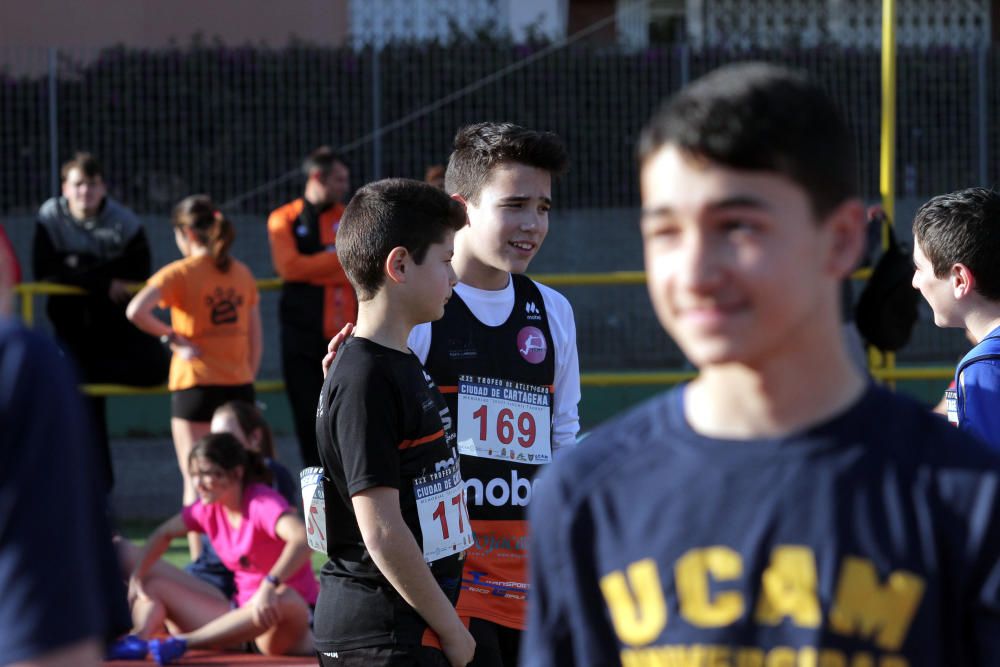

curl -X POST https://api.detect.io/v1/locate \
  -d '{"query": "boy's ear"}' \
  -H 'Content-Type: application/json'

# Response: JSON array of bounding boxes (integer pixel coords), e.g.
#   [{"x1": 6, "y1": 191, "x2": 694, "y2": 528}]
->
[
  {"x1": 951, "y1": 263, "x2": 976, "y2": 299},
  {"x1": 450, "y1": 194, "x2": 472, "y2": 225},
  {"x1": 385, "y1": 246, "x2": 410, "y2": 285},
  {"x1": 823, "y1": 198, "x2": 866, "y2": 278}
]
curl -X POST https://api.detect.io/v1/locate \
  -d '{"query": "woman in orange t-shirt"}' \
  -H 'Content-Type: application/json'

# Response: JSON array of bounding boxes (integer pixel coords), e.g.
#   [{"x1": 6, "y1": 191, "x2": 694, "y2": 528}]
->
[{"x1": 127, "y1": 195, "x2": 262, "y2": 558}]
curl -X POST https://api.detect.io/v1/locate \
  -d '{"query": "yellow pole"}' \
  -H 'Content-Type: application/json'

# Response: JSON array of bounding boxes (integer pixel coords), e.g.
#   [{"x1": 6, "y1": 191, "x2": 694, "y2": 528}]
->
[
  {"x1": 880, "y1": 0, "x2": 897, "y2": 225},
  {"x1": 878, "y1": 0, "x2": 898, "y2": 383}
]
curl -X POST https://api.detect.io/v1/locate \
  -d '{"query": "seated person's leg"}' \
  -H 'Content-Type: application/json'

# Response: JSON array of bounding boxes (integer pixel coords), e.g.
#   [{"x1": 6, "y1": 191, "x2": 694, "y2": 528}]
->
[
  {"x1": 251, "y1": 587, "x2": 314, "y2": 656},
  {"x1": 180, "y1": 587, "x2": 313, "y2": 655},
  {"x1": 132, "y1": 565, "x2": 230, "y2": 640}
]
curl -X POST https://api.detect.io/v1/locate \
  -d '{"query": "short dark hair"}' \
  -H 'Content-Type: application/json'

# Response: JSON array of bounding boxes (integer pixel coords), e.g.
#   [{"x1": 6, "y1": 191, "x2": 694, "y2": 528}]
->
[
  {"x1": 60, "y1": 152, "x2": 103, "y2": 182},
  {"x1": 302, "y1": 146, "x2": 348, "y2": 177},
  {"x1": 637, "y1": 62, "x2": 858, "y2": 219},
  {"x1": 445, "y1": 122, "x2": 568, "y2": 204},
  {"x1": 912, "y1": 187, "x2": 1000, "y2": 300},
  {"x1": 337, "y1": 178, "x2": 467, "y2": 300}
]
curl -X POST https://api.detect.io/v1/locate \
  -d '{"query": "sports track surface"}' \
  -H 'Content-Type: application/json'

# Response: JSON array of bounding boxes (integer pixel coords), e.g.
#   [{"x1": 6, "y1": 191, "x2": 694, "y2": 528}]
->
[{"x1": 105, "y1": 650, "x2": 318, "y2": 665}]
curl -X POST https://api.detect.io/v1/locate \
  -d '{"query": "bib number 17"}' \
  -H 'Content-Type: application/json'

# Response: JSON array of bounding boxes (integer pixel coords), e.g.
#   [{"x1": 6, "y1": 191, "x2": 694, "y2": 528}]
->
[
  {"x1": 414, "y1": 467, "x2": 474, "y2": 562},
  {"x1": 431, "y1": 490, "x2": 469, "y2": 540}
]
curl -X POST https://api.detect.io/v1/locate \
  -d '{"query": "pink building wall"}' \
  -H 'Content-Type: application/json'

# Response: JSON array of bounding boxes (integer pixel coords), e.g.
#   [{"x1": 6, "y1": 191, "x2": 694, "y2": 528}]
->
[{"x1": 1, "y1": 0, "x2": 349, "y2": 52}]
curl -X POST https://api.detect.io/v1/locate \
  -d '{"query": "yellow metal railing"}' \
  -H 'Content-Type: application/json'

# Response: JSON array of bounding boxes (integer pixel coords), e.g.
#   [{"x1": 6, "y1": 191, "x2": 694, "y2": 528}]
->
[
  {"x1": 12, "y1": 269, "x2": 949, "y2": 397},
  {"x1": 10, "y1": 269, "x2": 874, "y2": 324}
]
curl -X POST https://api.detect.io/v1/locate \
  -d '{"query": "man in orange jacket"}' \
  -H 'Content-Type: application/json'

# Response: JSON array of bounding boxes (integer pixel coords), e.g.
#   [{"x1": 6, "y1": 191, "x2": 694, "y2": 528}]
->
[{"x1": 268, "y1": 147, "x2": 356, "y2": 469}]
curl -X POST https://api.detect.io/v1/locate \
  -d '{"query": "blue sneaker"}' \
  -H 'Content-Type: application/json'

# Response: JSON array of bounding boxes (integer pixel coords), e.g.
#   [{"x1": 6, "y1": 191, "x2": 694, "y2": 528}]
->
[
  {"x1": 106, "y1": 635, "x2": 148, "y2": 660},
  {"x1": 149, "y1": 637, "x2": 187, "y2": 665}
]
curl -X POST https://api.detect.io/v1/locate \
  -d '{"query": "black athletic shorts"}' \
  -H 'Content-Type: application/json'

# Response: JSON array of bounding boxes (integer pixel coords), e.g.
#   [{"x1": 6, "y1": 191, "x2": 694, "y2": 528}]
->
[
  {"x1": 317, "y1": 645, "x2": 450, "y2": 667},
  {"x1": 170, "y1": 383, "x2": 255, "y2": 421},
  {"x1": 468, "y1": 618, "x2": 521, "y2": 667}
]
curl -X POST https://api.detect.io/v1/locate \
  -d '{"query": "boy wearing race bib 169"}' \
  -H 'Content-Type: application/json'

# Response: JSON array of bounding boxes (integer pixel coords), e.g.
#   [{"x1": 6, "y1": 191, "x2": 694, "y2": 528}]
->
[
  {"x1": 311, "y1": 179, "x2": 475, "y2": 667},
  {"x1": 412, "y1": 122, "x2": 580, "y2": 667},
  {"x1": 324, "y1": 122, "x2": 581, "y2": 666}
]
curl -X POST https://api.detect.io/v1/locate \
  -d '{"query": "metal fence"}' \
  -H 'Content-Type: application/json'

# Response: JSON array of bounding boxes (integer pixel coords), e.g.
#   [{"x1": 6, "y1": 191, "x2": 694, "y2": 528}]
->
[
  {"x1": 3, "y1": 44, "x2": 998, "y2": 214},
  {"x1": 1, "y1": 42, "x2": 993, "y2": 372}
]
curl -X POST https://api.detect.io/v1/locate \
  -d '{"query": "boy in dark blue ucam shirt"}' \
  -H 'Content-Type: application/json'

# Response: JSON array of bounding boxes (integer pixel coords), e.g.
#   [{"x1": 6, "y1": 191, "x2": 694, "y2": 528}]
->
[{"x1": 522, "y1": 63, "x2": 1000, "y2": 667}]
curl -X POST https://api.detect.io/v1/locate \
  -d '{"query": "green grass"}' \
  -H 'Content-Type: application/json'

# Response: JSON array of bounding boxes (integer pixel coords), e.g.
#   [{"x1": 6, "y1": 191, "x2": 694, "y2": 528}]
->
[{"x1": 118, "y1": 519, "x2": 327, "y2": 575}]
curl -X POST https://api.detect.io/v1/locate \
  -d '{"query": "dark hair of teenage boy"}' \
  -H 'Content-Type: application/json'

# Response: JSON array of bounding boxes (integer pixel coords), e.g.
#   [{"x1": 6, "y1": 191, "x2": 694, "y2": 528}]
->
[
  {"x1": 445, "y1": 122, "x2": 568, "y2": 204},
  {"x1": 522, "y1": 62, "x2": 1000, "y2": 667}
]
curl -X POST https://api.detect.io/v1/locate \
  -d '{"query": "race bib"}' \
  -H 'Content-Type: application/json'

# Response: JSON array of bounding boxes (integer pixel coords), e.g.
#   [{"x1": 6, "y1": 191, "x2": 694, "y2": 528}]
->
[
  {"x1": 945, "y1": 387, "x2": 959, "y2": 427},
  {"x1": 414, "y1": 465, "x2": 473, "y2": 562},
  {"x1": 456, "y1": 376, "x2": 552, "y2": 465},
  {"x1": 300, "y1": 467, "x2": 328, "y2": 554}
]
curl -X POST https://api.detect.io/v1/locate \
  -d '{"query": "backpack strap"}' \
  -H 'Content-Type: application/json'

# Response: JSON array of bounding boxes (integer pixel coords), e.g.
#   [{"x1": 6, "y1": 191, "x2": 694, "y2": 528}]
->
[{"x1": 954, "y1": 334, "x2": 1000, "y2": 425}]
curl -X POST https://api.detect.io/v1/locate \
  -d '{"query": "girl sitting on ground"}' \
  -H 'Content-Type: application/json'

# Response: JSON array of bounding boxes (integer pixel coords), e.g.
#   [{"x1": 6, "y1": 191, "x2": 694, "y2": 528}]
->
[
  {"x1": 185, "y1": 400, "x2": 300, "y2": 600},
  {"x1": 117, "y1": 432, "x2": 317, "y2": 665}
]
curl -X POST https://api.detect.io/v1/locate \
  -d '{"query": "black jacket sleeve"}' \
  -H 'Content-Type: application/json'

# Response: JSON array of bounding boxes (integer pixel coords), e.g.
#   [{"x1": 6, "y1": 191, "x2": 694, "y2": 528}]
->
[{"x1": 32, "y1": 223, "x2": 151, "y2": 295}]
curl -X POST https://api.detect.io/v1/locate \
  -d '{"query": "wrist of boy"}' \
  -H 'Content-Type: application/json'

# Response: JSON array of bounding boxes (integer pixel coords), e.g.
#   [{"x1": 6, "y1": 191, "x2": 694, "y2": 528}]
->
[
  {"x1": 159, "y1": 331, "x2": 179, "y2": 346},
  {"x1": 264, "y1": 574, "x2": 281, "y2": 587}
]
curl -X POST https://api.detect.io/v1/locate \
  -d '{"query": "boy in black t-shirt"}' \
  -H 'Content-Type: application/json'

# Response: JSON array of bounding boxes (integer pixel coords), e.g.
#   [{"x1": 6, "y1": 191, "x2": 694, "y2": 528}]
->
[
  {"x1": 522, "y1": 63, "x2": 1000, "y2": 666},
  {"x1": 313, "y1": 179, "x2": 475, "y2": 666}
]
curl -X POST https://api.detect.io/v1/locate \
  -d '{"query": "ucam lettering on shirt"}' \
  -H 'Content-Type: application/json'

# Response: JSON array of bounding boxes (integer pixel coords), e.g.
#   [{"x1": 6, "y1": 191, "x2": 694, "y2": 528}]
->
[{"x1": 601, "y1": 546, "x2": 925, "y2": 666}]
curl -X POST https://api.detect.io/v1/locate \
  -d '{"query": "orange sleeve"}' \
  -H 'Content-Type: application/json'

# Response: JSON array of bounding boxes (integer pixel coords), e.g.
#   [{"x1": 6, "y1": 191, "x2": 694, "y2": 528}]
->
[
  {"x1": 147, "y1": 260, "x2": 183, "y2": 309},
  {"x1": 267, "y1": 203, "x2": 348, "y2": 285}
]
